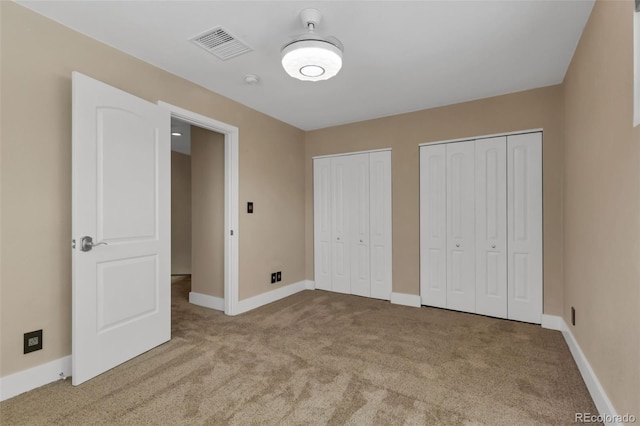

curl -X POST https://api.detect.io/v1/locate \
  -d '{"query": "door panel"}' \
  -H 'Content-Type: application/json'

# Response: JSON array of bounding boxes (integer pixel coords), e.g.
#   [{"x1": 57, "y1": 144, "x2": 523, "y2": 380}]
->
[
  {"x1": 350, "y1": 154, "x2": 370, "y2": 297},
  {"x1": 331, "y1": 156, "x2": 351, "y2": 294},
  {"x1": 313, "y1": 158, "x2": 332, "y2": 291},
  {"x1": 507, "y1": 133, "x2": 542, "y2": 323},
  {"x1": 446, "y1": 141, "x2": 475, "y2": 312},
  {"x1": 98, "y1": 108, "x2": 157, "y2": 241},
  {"x1": 419, "y1": 145, "x2": 447, "y2": 307},
  {"x1": 475, "y1": 137, "x2": 507, "y2": 318},
  {"x1": 97, "y1": 255, "x2": 158, "y2": 331},
  {"x1": 369, "y1": 151, "x2": 392, "y2": 300},
  {"x1": 72, "y1": 72, "x2": 170, "y2": 385}
]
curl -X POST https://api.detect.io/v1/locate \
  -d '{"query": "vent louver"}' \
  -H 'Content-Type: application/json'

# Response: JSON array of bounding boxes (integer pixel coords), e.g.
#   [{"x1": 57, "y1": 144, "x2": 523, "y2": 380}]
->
[{"x1": 191, "y1": 27, "x2": 253, "y2": 61}]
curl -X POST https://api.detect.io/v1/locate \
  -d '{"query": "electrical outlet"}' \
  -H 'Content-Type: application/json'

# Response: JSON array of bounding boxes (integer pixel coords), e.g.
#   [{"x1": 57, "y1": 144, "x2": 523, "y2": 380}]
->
[
  {"x1": 571, "y1": 307, "x2": 576, "y2": 326},
  {"x1": 271, "y1": 273, "x2": 277, "y2": 284},
  {"x1": 24, "y1": 330, "x2": 43, "y2": 354},
  {"x1": 276, "y1": 271, "x2": 282, "y2": 282},
  {"x1": 247, "y1": 202, "x2": 253, "y2": 214}
]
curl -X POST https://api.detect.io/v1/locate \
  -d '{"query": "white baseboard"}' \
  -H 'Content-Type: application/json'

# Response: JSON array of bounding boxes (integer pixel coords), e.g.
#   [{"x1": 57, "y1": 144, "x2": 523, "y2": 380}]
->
[
  {"x1": 236, "y1": 280, "x2": 308, "y2": 315},
  {"x1": 304, "y1": 280, "x2": 316, "y2": 290},
  {"x1": 390, "y1": 292, "x2": 421, "y2": 308},
  {"x1": 542, "y1": 315, "x2": 620, "y2": 425},
  {"x1": 560, "y1": 321, "x2": 621, "y2": 425},
  {"x1": 540, "y1": 314, "x2": 565, "y2": 331},
  {"x1": 0, "y1": 355, "x2": 71, "y2": 401},
  {"x1": 189, "y1": 291, "x2": 224, "y2": 311}
]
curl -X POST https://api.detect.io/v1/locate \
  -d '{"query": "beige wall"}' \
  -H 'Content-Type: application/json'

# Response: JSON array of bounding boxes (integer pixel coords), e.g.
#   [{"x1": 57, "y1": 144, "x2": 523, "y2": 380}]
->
[
  {"x1": 562, "y1": 0, "x2": 640, "y2": 416},
  {"x1": 0, "y1": 2, "x2": 306, "y2": 376},
  {"x1": 171, "y1": 151, "x2": 192, "y2": 275},
  {"x1": 305, "y1": 86, "x2": 564, "y2": 316},
  {"x1": 191, "y1": 127, "x2": 225, "y2": 298}
]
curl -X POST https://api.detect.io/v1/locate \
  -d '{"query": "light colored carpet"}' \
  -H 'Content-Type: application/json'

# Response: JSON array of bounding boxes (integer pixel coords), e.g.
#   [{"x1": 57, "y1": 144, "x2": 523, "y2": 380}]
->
[{"x1": 1, "y1": 277, "x2": 598, "y2": 425}]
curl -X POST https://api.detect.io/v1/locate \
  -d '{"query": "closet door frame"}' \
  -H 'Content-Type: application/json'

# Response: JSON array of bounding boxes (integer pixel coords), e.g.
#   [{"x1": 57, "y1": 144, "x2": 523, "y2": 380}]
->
[
  {"x1": 419, "y1": 129, "x2": 543, "y2": 324},
  {"x1": 313, "y1": 157, "x2": 333, "y2": 291},
  {"x1": 312, "y1": 148, "x2": 393, "y2": 300}
]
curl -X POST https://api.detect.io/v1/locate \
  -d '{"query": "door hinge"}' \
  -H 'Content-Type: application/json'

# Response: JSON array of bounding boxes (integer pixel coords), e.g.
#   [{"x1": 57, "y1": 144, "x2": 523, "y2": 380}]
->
[
  {"x1": 230, "y1": 230, "x2": 234, "y2": 236},
  {"x1": 72, "y1": 239, "x2": 76, "y2": 249}
]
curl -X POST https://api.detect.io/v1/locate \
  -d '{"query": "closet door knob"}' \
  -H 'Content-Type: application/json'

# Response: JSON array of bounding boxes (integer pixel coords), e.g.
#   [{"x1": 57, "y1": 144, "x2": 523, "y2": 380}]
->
[
  {"x1": 491, "y1": 244, "x2": 496, "y2": 249},
  {"x1": 456, "y1": 244, "x2": 460, "y2": 248},
  {"x1": 337, "y1": 237, "x2": 340, "y2": 241},
  {"x1": 360, "y1": 239, "x2": 363, "y2": 243}
]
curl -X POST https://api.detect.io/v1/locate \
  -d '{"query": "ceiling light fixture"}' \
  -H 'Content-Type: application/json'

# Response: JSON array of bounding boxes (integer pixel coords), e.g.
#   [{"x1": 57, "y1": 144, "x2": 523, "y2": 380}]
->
[
  {"x1": 171, "y1": 131, "x2": 182, "y2": 137},
  {"x1": 281, "y1": 9, "x2": 343, "y2": 82}
]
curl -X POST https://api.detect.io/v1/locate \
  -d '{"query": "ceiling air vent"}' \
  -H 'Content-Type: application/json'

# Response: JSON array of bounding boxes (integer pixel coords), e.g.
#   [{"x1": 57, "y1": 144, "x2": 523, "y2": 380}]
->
[{"x1": 191, "y1": 26, "x2": 253, "y2": 61}]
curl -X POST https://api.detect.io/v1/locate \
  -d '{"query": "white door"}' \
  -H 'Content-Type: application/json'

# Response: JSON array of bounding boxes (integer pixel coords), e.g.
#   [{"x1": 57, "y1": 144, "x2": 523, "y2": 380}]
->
[
  {"x1": 507, "y1": 133, "x2": 542, "y2": 323},
  {"x1": 419, "y1": 144, "x2": 447, "y2": 308},
  {"x1": 350, "y1": 154, "x2": 370, "y2": 297},
  {"x1": 446, "y1": 141, "x2": 476, "y2": 312},
  {"x1": 475, "y1": 137, "x2": 507, "y2": 318},
  {"x1": 331, "y1": 155, "x2": 352, "y2": 294},
  {"x1": 72, "y1": 72, "x2": 170, "y2": 385},
  {"x1": 313, "y1": 158, "x2": 332, "y2": 291},
  {"x1": 369, "y1": 151, "x2": 392, "y2": 300}
]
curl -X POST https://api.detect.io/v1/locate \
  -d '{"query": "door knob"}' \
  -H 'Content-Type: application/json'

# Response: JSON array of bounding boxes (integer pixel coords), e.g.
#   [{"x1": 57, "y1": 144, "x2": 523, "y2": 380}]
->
[
  {"x1": 360, "y1": 239, "x2": 363, "y2": 243},
  {"x1": 337, "y1": 237, "x2": 340, "y2": 241},
  {"x1": 456, "y1": 244, "x2": 460, "y2": 248},
  {"x1": 491, "y1": 244, "x2": 496, "y2": 249},
  {"x1": 80, "y1": 236, "x2": 108, "y2": 252}
]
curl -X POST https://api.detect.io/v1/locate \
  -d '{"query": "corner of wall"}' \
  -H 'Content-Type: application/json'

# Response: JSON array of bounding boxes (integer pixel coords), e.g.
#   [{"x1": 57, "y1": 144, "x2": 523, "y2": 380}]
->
[{"x1": 303, "y1": 129, "x2": 314, "y2": 282}]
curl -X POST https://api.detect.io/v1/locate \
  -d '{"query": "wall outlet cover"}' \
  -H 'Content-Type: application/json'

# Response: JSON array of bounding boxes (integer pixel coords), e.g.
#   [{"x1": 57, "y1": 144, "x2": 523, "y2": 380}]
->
[{"x1": 24, "y1": 329, "x2": 43, "y2": 354}]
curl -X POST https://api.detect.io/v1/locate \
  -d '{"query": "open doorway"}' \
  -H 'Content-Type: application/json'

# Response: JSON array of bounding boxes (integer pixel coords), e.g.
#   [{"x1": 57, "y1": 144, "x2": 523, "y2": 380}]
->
[
  {"x1": 170, "y1": 118, "x2": 226, "y2": 310},
  {"x1": 160, "y1": 101, "x2": 240, "y2": 316},
  {"x1": 170, "y1": 118, "x2": 192, "y2": 285}
]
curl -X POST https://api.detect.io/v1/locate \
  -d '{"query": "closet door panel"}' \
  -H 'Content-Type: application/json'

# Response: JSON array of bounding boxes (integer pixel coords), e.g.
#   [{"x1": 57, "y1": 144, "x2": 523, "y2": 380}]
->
[
  {"x1": 350, "y1": 154, "x2": 370, "y2": 297},
  {"x1": 313, "y1": 158, "x2": 333, "y2": 291},
  {"x1": 419, "y1": 145, "x2": 447, "y2": 307},
  {"x1": 446, "y1": 141, "x2": 476, "y2": 313},
  {"x1": 475, "y1": 137, "x2": 507, "y2": 318},
  {"x1": 331, "y1": 156, "x2": 352, "y2": 294},
  {"x1": 369, "y1": 151, "x2": 392, "y2": 300},
  {"x1": 507, "y1": 133, "x2": 542, "y2": 324}
]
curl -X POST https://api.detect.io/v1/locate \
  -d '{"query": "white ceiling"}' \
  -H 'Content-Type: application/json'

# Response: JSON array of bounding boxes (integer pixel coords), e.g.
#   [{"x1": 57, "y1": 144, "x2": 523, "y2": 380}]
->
[
  {"x1": 171, "y1": 118, "x2": 191, "y2": 155},
  {"x1": 17, "y1": 1, "x2": 594, "y2": 131}
]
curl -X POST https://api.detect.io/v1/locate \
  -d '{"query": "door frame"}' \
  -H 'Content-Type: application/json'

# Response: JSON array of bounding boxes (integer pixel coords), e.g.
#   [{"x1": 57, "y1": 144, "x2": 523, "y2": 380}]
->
[{"x1": 158, "y1": 101, "x2": 239, "y2": 316}]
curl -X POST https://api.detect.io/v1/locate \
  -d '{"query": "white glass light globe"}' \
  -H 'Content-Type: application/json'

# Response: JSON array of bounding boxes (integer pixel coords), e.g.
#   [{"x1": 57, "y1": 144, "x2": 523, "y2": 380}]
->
[{"x1": 281, "y1": 39, "x2": 343, "y2": 82}]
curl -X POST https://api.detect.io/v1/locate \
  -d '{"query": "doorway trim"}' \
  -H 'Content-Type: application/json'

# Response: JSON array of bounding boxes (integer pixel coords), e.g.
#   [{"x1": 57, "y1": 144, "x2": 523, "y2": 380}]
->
[{"x1": 158, "y1": 101, "x2": 239, "y2": 316}]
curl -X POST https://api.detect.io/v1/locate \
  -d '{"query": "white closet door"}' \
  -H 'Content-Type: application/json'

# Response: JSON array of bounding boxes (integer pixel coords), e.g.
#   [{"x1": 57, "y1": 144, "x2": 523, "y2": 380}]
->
[
  {"x1": 331, "y1": 155, "x2": 352, "y2": 294},
  {"x1": 446, "y1": 141, "x2": 476, "y2": 312},
  {"x1": 313, "y1": 158, "x2": 332, "y2": 291},
  {"x1": 350, "y1": 154, "x2": 371, "y2": 297},
  {"x1": 507, "y1": 133, "x2": 542, "y2": 323},
  {"x1": 369, "y1": 151, "x2": 392, "y2": 300},
  {"x1": 419, "y1": 144, "x2": 447, "y2": 307},
  {"x1": 475, "y1": 137, "x2": 507, "y2": 318}
]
